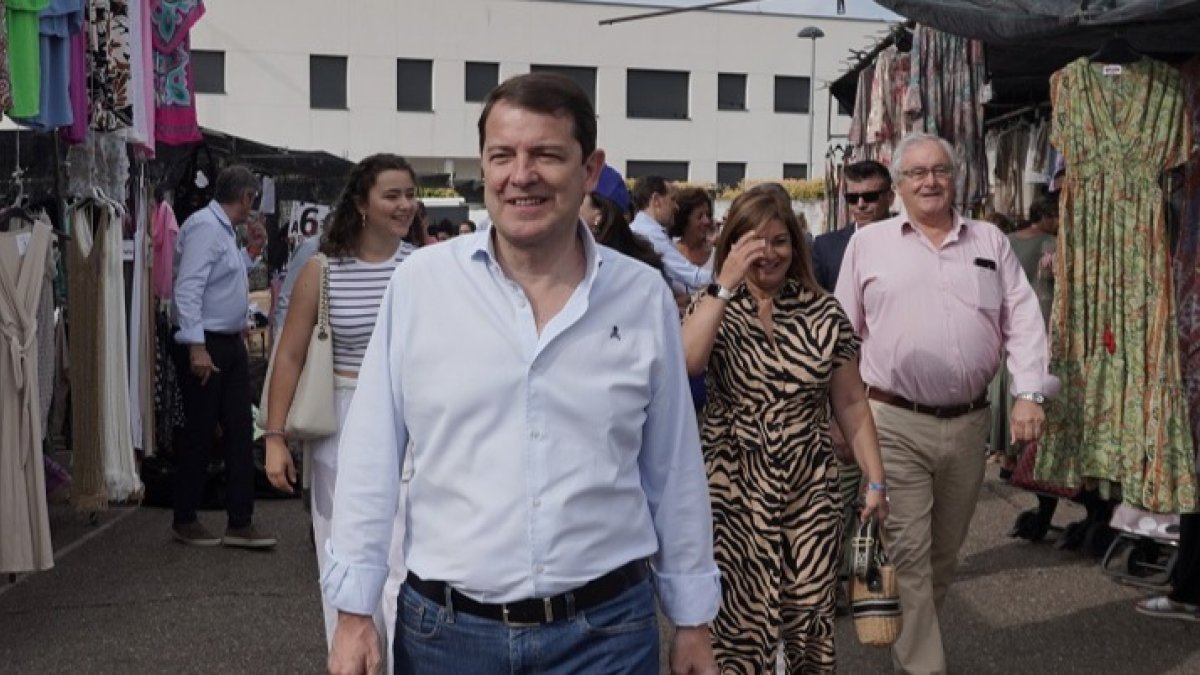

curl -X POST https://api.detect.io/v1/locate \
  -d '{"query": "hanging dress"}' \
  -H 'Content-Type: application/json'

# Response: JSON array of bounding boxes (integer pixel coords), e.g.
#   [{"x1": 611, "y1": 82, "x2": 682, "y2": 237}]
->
[
  {"x1": 67, "y1": 204, "x2": 108, "y2": 513},
  {"x1": 0, "y1": 220, "x2": 55, "y2": 573},
  {"x1": 1038, "y1": 57, "x2": 1197, "y2": 513}
]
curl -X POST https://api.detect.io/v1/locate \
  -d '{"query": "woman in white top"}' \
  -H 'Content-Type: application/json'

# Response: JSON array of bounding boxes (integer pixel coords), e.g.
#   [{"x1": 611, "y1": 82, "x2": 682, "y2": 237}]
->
[{"x1": 263, "y1": 154, "x2": 418, "y2": 670}]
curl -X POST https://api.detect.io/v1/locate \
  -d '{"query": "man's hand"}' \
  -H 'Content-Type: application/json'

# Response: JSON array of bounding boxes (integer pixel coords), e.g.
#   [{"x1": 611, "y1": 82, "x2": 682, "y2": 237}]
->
[
  {"x1": 670, "y1": 625, "x2": 718, "y2": 675},
  {"x1": 188, "y1": 344, "x2": 220, "y2": 386},
  {"x1": 1010, "y1": 399, "x2": 1046, "y2": 443},
  {"x1": 328, "y1": 612, "x2": 381, "y2": 675}
]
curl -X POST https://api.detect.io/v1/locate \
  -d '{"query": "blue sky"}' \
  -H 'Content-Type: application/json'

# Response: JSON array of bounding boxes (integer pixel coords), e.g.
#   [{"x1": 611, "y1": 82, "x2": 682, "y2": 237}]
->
[{"x1": 555, "y1": 0, "x2": 901, "y2": 21}]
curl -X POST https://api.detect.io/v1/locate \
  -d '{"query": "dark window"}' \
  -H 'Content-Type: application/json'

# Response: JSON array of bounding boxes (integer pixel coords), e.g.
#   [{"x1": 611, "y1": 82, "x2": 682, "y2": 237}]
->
[
  {"x1": 837, "y1": 98, "x2": 852, "y2": 116},
  {"x1": 716, "y1": 162, "x2": 746, "y2": 188},
  {"x1": 783, "y1": 163, "x2": 809, "y2": 180},
  {"x1": 464, "y1": 62, "x2": 498, "y2": 103},
  {"x1": 626, "y1": 69, "x2": 689, "y2": 119},
  {"x1": 626, "y1": 161, "x2": 689, "y2": 182},
  {"x1": 530, "y1": 64, "x2": 596, "y2": 105},
  {"x1": 310, "y1": 55, "x2": 347, "y2": 110},
  {"x1": 193, "y1": 50, "x2": 225, "y2": 94},
  {"x1": 397, "y1": 58, "x2": 433, "y2": 111},
  {"x1": 717, "y1": 73, "x2": 746, "y2": 111},
  {"x1": 774, "y1": 75, "x2": 811, "y2": 114}
]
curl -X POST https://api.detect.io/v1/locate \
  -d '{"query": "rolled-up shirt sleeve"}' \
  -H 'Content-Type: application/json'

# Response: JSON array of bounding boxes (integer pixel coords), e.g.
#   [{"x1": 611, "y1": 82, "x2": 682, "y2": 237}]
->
[
  {"x1": 639, "y1": 282, "x2": 721, "y2": 626},
  {"x1": 320, "y1": 275, "x2": 410, "y2": 616},
  {"x1": 998, "y1": 239, "x2": 1049, "y2": 395},
  {"x1": 173, "y1": 226, "x2": 217, "y2": 345}
]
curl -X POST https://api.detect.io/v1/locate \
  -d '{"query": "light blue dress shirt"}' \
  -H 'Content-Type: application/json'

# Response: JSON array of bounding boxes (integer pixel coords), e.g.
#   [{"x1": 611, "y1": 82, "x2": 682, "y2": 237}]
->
[
  {"x1": 172, "y1": 200, "x2": 250, "y2": 344},
  {"x1": 321, "y1": 224, "x2": 721, "y2": 627},
  {"x1": 630, "y1": 210, "x2": 713, "y2": 294}
]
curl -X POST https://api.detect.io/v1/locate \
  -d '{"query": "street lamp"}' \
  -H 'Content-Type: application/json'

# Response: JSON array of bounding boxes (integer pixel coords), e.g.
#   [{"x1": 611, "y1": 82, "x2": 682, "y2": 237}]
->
[{"x1": 797, "y1": 26, "x2": 825, "y2": 179}]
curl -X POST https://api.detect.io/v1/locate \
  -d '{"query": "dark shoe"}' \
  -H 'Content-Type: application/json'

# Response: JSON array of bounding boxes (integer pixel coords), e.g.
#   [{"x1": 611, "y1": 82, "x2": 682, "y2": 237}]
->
[
  {"x1": 173, "y1": 521, "x2": 221, "y2": 547},
  {"x1": 222, "y1": 525, "x2": 278, "y2": 549}
]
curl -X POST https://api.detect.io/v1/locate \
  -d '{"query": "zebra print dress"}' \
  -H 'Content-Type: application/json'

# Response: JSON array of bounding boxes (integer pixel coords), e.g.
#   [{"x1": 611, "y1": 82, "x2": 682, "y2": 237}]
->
[{"x1": 697, "y1": 280, "x2": 860, "y2": 674}]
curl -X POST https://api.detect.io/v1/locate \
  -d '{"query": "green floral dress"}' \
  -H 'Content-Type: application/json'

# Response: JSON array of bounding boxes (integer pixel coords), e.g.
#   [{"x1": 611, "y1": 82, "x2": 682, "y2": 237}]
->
[{"x1": 1038, "y1": 57, "x2": 1197, "y2": 513}]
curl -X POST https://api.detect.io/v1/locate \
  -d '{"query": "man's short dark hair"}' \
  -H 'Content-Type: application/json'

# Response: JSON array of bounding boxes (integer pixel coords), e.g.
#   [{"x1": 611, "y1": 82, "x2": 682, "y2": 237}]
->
[
  {"x1": 213, "y1": 165, "x2": 259, "y2": 205},
  {"x1": 478, "y1": 73, "x2": 597, "y2": 161},
  {"x1": 631, "y1": 176, "x2": 670, "y2": 212},
  {"x1": 843, "y1": 160, "x2": 892, "y2": 188},
  {"x1": 1029, "y1": 194, "x2": 1059, "y2": 223}
]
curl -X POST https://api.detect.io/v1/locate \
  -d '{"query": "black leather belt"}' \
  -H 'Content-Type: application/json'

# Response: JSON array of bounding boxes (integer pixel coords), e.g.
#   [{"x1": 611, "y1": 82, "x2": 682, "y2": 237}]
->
[
  {"x1": 405, "y1": 559, "x2": 649, "y2": 626},
  {"x1": 867, "y1": 387, "x2": 989, "y2": 419}
]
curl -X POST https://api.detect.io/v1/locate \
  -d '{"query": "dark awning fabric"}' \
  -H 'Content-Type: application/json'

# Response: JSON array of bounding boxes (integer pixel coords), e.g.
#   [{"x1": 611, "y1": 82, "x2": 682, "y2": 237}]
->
[{"x1": 831, "y1": 1, "x2": 1200, "y2": 114}]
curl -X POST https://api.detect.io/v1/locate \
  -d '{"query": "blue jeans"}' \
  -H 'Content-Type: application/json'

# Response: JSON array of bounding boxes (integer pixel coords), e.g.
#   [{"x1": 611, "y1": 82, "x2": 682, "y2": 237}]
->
[{"x1": 395, "y1": 578, "x2": 659, "y2": 674}]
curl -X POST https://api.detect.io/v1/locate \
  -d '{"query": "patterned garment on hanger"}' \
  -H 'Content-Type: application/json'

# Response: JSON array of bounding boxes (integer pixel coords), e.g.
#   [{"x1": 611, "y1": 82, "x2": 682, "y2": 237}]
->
[
  {"x1": 1174, "y1": 57, "x2": 1200, "y2": 481},
  {"x1": 0, "y1": 0, "x2": 14, "y2": 114},
  {"x1": 151, "y1": 0, "x2": 204, "y2": 144},
  {"x1": 87, "y1": 0, "x2": 132, "y2": 131},
  {"x1": 1038, "y1": 56, "x2": 1196, "y2": 513}
]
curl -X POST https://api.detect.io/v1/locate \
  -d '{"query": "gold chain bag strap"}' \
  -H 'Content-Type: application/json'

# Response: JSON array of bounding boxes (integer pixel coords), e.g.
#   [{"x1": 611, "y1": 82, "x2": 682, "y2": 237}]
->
[
  {"x1": 257, "y1": 253, "x2": 338, "y2": 439},
  {"x1": 850, "y1": 515, "x2": 903, "y2": 647}
]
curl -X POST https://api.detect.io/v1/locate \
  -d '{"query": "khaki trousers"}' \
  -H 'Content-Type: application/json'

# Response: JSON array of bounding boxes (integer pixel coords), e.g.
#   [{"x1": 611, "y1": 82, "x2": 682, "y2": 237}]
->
[{"x1": 870, "y1": 400, "x2": 990, "y2": 675}]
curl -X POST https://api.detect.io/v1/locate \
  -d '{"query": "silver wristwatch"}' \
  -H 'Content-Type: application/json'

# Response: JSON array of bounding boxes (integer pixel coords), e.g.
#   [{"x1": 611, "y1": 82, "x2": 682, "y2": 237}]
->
[{"x1": 1016, "y1": 392, "x2": 1045, "y2": 404}]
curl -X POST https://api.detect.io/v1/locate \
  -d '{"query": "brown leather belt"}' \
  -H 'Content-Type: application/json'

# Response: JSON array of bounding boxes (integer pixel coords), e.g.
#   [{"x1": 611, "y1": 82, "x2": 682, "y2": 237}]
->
[
  {"x1": 867, "y1": 387, "x2": 989, "y2": 419},
  {"x1": 406, "y1": 559, "x2": 649, "y2": 626}
]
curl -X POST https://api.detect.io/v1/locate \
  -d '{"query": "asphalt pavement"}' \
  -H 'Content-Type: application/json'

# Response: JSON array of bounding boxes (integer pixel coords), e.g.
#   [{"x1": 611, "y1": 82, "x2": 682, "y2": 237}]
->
[{"x1": 2, "y1": 468, "x2": 1199, "y2": 674}]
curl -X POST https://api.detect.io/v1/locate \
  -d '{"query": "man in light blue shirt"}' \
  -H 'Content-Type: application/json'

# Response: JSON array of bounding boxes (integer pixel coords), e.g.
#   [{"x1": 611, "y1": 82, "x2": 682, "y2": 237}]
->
[
  {"x1": 630, "y1": 175, "x2": 713, "y2": 295},
  {"x1": 170, "y1": 165, "x2": 276, "y2": 550},
  {"x1": 272, "y1": 234, "x2": 321, "y2": 332},
  {"x1": 324, "y1": 73, "x2": 720, "y2": 675}
]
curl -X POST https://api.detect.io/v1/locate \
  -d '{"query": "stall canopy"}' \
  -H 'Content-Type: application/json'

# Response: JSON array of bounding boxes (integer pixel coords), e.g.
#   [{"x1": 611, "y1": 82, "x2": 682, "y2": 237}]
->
[{"x1": 832, "y1": 0, "x2": 1200, "y2": 114}]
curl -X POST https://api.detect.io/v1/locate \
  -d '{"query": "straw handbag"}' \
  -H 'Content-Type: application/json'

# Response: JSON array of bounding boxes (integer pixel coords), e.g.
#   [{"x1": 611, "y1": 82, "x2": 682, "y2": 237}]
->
[
  {"x1": 257, "y1": 254, "x2": 336, "y2": 440},
  {"x1": 849, "y1": 516, "x2": 903, "y2": 647}
]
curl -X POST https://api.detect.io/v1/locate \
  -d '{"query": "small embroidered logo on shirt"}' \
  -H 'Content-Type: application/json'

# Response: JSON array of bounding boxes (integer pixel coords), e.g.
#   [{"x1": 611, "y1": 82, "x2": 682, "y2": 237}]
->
[{"x1": 610, "y1": 325, "x2": 621, "y2": 341}]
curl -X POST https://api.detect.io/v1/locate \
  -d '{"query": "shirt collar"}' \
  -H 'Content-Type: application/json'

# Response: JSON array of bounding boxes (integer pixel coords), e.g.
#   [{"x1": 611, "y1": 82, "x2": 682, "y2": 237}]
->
[
  {"x1": 899, "y1": 210, "x2": 970, "y2": 243},
  {"x1": 469, "y1": 220, "x2": 604, "y2": 282},
  {"x1": 206, "y1": 199, "x2": 234, "y2": 234}
]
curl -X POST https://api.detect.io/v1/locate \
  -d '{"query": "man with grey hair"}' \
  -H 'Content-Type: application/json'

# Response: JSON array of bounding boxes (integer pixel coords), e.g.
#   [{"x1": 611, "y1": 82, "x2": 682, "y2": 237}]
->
[
  {"x1": 172, "y1": 165, "x2": 277, "y2": 549},
  {"x1": 835, "y1": 133, "x2": 1048, "y2": 674}
]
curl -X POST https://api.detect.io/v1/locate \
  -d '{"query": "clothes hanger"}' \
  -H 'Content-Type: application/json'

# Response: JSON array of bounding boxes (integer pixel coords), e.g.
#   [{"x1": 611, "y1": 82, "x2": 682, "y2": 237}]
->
[{"x1": 1089, "y1": 34, "x2": 1141, "y2": 65}]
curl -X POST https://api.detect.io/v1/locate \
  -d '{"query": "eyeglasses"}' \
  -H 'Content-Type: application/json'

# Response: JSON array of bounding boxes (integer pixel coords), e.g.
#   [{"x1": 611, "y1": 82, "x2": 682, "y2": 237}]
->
[
  {"x1": 900, "y1": 165, "x2": 953, "y2": 181},
  {"x1": 845, "y1": 190, "x2": 886, "y2": 204}
]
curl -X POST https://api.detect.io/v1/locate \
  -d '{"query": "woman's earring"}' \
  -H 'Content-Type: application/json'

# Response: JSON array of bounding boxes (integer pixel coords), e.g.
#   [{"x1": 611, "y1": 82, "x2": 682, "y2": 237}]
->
[{"x1": 360, "y1": 212, "x2": 367, "y2": 228}]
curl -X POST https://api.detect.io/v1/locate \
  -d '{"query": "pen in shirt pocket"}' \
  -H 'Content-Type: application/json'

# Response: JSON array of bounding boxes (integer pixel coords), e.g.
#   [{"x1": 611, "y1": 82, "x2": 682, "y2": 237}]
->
[{"x1": 973, "y1": 257, "x2": 997, "y2": 271}]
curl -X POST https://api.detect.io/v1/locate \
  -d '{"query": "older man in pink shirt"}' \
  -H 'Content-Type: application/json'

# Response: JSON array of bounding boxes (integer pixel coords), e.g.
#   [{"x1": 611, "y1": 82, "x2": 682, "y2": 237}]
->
[{"x1": 835, "y1": 132, "x2": 1048, "y2": 675}]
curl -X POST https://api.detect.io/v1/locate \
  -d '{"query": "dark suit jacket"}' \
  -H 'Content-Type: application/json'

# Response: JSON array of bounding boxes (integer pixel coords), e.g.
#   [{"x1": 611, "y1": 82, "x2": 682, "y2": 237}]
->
[{"x1": 811, "y1": 224, "x2": 856, "y2": 292}]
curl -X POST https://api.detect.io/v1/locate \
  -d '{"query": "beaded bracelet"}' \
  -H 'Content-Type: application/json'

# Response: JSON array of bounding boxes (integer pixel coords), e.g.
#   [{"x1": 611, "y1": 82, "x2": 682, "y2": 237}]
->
[{"x1": 262, "y1": 429, "x2": 286, "y2": 439}]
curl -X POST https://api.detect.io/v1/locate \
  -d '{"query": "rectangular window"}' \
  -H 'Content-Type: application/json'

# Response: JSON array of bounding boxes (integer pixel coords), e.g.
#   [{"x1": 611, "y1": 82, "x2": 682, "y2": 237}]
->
[
  {"x1": 530, "y1": 64, "x2": 597, "y2": 105},
  {"x1": 716, "y1": 162, "x2": 746, "y2": 188},
  {"x1": 774, "y1": 75, "x2": 811, "y2": 114},
  {"x1": 192, "y1": 50, "x2": 225, "y2": 94},
  {"x1": 626, "y1": 161, "x2": 689, "y2": 182},
  {"x1": 310, "y1": 55, "x2": 348, "y2": 110},
  {"x1": 837, "y1": 98, "x2": 853, "y2": 116},
  {"x1": 626, "y1": 69, "x2": 689, "y2": 119},
  {"x1": 464, "y1": 61, "x2": 498, "y2": 103},
  {"x1": 783, "y1": 163, "x2": 809, "y2": 180},
  {"x1": 397, "y1": 58, "x2": 433, "y2": 111},
  {"x1": 717, "y1": 73, "x2": 746, "y2": 111}
]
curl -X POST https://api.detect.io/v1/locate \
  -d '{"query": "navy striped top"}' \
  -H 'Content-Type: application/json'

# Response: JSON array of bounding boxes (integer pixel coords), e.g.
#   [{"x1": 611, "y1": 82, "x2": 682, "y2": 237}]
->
[{"x1": 327, "y1": 242, "x2": 415, "y2": 372}]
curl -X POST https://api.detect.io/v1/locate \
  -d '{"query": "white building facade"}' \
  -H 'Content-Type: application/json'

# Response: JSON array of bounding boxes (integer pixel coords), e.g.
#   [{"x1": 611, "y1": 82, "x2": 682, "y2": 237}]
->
[{"x1": 191, "y1": 0, "x2": 891, "y2": 183}]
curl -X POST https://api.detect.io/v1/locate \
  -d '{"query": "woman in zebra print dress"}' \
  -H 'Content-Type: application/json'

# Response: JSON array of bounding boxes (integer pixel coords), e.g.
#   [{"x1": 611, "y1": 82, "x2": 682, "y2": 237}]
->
[{"x1": 682, "y1": 189, "x2": 888, "y2": 673}]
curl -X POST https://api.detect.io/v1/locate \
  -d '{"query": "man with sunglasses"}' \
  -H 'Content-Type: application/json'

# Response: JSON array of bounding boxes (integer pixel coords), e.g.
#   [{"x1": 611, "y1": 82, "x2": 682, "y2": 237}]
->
[
  {"x1": 812, "y1": 160, "x2": 894, "y2": 292},
  {"x1": 836, "y1": 133, "x2": 1048, "y2": 675}
]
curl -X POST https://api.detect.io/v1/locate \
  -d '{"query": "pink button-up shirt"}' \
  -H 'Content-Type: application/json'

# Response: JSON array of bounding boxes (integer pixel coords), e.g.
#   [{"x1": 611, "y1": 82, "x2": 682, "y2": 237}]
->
[{"x1": 834, "y1": 213, "x2": 1048, "y2": 407}]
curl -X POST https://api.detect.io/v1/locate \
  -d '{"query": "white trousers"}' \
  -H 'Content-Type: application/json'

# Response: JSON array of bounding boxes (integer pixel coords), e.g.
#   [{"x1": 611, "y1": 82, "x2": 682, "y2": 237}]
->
[{"x1": 312, "y1": 375, "x2": 408, "y2": 674}]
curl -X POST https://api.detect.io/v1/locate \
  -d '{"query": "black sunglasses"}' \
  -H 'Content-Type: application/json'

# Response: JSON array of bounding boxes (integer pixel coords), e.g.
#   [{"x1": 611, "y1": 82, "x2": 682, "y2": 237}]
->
[{"x1": 845, "y1": 190, "x2": 886, "y2": 204}]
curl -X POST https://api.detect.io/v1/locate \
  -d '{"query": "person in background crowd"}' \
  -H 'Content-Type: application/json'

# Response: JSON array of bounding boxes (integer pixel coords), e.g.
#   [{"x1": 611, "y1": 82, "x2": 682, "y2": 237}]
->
[
  {"x1": 323, "y1": 72, "x2": 719, "y2": 675},
  {"x1": 273, "y1": 215, "x2": 328, "y2": 333},
  {"x1": 170, "y1": 165, "x2": 276, "y2": 549},
  {"x1": 836, "y1": 133, "x2": 1049, "y2": 675},
  {"x1": 983, "y1": 211, "x2": 1019, "y2": 234},
  {"x1": 264, "y1": 154, "x2": 419, "y2": 670},
  {"x1": 996, "y1": 194, "x2": 1061, "y2": 542},
  {"x1": 631, "y1": 175, "x2": 714, "y2": 295},
  {"x1": 433, "y1": 218, "x2": 455, "y2": 242},
  {"x1": 672, "y1": 187, "x2": 717, "y2": 271},
  {"x1": 810, "y1": 158, "x2": 895, "y2": 613},
  {"x1": 405, "y1": 201, "x2": 428, "y2": 248},
  {"x1": 581, "y1": 164, "x2": 664, "y2": 275},
  {"x1": 812, "y1": 160, "x2": 893, "y2": 293},
  {"x1": 458, "y1": 219, "x2": 477, "y2": 236},
  {"x1": 682, "y1": 188, "x2": 887, "y2": 673}
]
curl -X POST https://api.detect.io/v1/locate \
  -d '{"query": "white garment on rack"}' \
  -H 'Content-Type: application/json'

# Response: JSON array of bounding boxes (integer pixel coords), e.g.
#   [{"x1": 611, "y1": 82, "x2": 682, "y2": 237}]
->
[{"x1": 83, "y1": 198, "x2": 142, "y2": 500}]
